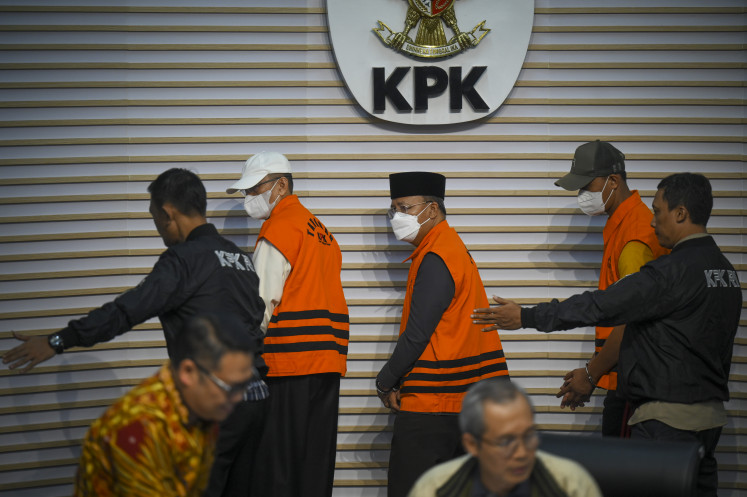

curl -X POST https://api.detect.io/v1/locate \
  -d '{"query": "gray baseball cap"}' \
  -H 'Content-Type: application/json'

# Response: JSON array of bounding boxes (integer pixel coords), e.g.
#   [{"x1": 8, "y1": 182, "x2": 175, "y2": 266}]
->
[{"x1": 555, "y1": 140, "x2": 626, "y2": 191}]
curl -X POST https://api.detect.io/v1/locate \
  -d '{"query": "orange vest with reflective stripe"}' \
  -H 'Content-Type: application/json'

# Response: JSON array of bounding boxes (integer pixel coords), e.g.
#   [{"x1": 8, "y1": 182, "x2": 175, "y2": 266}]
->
[
  {"x1": 257, "y1": 195, "x2": 349, "y2": 377},
  {"x1": 399, "y1": 221, "x2": 509, "y2": 413},
  {"x1": 596, "y1": 191, "x2": 668, "y2": 390}
]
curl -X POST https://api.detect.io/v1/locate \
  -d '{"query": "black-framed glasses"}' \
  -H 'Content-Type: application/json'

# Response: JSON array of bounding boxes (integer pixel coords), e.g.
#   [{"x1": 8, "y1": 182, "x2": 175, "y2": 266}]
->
[
  {"x1": 386, "y1": 201, "x2": 429, "y2": 219},
  {"x1": 241, "y1": 178, "x2": 278, "y2": 196},
  {"x1": 194, "y1": 361, "x2": 254, "y2": 397},
  {"x1": 479, "y1": 427, "x2": 539, "y2": 457}
]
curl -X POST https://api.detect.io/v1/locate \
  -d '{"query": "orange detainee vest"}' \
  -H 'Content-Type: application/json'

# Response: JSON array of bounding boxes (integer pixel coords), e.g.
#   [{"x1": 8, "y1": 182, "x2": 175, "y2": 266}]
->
[
  {"x1": 399, "y1": 221, "x2": 509, "y2": 413},
  {"x1": 596, "y1": 191, "x2": 668, "y2": 390},
  {"x1": 257, "y1": 195, "x2": 349, "y2": 377}
]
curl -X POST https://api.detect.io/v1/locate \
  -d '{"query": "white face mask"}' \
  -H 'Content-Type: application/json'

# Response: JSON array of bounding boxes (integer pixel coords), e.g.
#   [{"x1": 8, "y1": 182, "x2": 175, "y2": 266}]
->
[
  {"x1": 389, "y1": 203, "x2": 433, "y2": 242},
  {"x1": 243, "y1": 179, "x2": 280, "y2": 220},
  {"x1": 577, "y1": 177, "x2": 615, "y2": 216}
]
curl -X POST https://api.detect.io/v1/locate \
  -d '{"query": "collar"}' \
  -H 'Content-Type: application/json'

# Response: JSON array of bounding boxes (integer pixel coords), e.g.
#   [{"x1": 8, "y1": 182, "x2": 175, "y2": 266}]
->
[
  {"x1": 436, "y1": 453, "x2": 569, "y2": 497},
  {"x1": 433, "y1": 456, "x2": 533, "y2": 497},
  {"x1": 472, "y1": 469, "x2": 530, "y2": 497},
  {"x1": 159, "y1": 362, "x2": 193, "y2": 427},
  {"x1": 265, "y1": 194, "x2": 300, "y2": 218},
  {"x1": 275, "y1": 194, "x2": 299, "y2": 209},
  {"x1": 436, "y1": 456, "x2": 478, "y2": 497},
  {"x1": 185, "y1": 223, "x2": 219, "y2": 242},
  {"x1": 603, "y1": 190, "x2": 643, "y2": 238},
  {"x1": 673, "y1": 231, "x2": 709, "y2": 249},
  {"x1": 403, "y1": 219, "x2": 449, "y2": 263}
]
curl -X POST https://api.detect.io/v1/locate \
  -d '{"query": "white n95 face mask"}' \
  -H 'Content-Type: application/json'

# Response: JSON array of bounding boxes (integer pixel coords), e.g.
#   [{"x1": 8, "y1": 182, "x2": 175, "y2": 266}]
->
[
  {"x1": 389, "y1": 203, "x2": 433, "y2": 242},
  {"x1": 243, "y1": 180, "x2": 279, "y2": 220},
  {"x1": 577, "y1": 177, "x2": 614, "y2": 216}
]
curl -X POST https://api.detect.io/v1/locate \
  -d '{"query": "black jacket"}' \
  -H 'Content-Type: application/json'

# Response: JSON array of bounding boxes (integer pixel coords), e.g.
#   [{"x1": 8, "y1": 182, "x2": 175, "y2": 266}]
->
[
  {"x1": 58, "y1": 223, "x2": 265, "y2": 360},
  {"x1": 522, "y1": 235, "x2": 741, "y2": 405}
]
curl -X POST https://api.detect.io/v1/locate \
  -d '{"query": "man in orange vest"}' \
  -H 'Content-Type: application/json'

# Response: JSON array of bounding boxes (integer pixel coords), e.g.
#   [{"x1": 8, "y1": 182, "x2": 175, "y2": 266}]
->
[
  {"x1": 376, "y1": 172, "x2": 510, "y2": 497},
  {"x1": 227, "y1": 151, "x2": 349, "y2": 497},
  {"x1": 553, "y1": 141, "x2": 668, "y2": 437},
  {"x1": 472, "y1": 173, "x2": 740, "y2": 496}
]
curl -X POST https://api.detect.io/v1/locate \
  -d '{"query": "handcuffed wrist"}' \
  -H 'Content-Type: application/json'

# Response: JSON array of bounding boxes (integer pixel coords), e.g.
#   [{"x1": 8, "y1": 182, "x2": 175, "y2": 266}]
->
[
  {"x1": 375, "y1": 379, "x2": 392, "y2": 397},
  {"x1": 376, "y1": 378, "x2": 400, "y2": 397},
  {"x1": 584, "y1": 362, "x2": 597, "y2": 389}
]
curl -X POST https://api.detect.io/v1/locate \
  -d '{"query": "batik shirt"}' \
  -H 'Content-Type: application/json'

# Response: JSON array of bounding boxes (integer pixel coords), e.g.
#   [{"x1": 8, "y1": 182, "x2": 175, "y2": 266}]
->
[{"x1": 75, "y1": 363, "x2": 218, "y2": 497}]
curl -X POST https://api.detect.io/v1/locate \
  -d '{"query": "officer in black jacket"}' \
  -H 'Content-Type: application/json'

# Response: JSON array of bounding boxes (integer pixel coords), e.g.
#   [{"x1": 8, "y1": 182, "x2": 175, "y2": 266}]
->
[
  {"x1": 472, "y1": 173, "x2": 741, "y2": 497},
  {"x1": 3, "y1": 168, "x2": 267, "y2": 497}
]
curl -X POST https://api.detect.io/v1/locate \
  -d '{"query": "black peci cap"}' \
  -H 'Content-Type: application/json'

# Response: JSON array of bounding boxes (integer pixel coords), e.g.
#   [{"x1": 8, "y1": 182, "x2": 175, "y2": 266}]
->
[{"x1": 389, "y1": 172, "x2": 446, "y2": 199}]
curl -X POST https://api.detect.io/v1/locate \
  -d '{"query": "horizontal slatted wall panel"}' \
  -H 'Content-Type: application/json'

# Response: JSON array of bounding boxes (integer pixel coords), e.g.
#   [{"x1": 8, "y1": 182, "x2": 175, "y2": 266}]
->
[{"x1": 0, "y1": 0, "x2": 744, "y2": 495}]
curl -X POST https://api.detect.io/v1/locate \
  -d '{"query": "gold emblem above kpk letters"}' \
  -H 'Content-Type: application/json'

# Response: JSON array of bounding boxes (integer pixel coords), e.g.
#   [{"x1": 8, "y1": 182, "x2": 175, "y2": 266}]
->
[{"x1": 374, "y1": 0, "x2": 489, "y2": 58}]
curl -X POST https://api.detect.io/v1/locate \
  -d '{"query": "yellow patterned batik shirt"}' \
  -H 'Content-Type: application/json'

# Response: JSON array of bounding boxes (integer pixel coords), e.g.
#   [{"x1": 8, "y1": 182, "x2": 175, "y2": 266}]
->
[{"x1": 75, "y1": 363, "x2": 219, "y2": 497}]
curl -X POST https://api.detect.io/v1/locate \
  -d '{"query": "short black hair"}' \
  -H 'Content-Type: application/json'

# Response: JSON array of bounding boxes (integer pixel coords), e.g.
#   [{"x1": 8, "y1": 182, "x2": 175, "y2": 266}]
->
[
  {"x1": 172, "y1": 313, "x2": 256, "y2": 371},
  {"x1": 148, "y1": 168, "x2": 207, "y2": 217},
  {"x1": 657, "y1": 173, "x2": 712, "y2": 226}
]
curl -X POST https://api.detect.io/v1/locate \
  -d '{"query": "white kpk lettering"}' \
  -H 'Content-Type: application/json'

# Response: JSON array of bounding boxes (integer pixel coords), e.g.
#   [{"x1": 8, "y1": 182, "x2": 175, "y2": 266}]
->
[{"x1": 214, "y1": 250, "x2": 252, "y2": 271}]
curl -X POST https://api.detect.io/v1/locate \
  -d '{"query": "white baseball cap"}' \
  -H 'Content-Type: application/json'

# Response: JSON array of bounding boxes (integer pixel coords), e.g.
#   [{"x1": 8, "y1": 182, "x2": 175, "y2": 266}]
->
[{"x1": 226, "y1": 151, "x2": 292, "y2": 194}]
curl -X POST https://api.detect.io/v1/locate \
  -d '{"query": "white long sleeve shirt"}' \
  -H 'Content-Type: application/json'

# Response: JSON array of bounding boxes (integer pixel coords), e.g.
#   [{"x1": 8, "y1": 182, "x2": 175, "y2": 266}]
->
[{"x1": 253, "y1": 238, "x2": 292, "y2": 333}]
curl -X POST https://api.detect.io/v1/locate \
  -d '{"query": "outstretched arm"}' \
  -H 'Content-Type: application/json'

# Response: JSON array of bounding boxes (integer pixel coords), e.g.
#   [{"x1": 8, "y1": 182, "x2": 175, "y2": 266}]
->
[
  {"x1": 556, "y1": 240, "x2": 657, "y2": 408},
  {"x1": 3, "y1": 251, "x2": 187, "y2": 372},
  {"x1": 472, "y1": 296, "x2": 523, "y2": 331},
  {"x1": 2, "y1": 331, "x2": 56, "y2": 373}
]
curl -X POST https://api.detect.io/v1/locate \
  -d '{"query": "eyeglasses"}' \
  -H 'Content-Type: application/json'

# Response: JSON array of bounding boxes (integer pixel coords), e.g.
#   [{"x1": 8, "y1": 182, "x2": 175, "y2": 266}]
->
[
  {"x1": 387, "y1": 201, "x2": 429, "y2": 219},
  {"x1": 479, "y1": 428, "x2": 539, "y2": 457},
  {"x1": 241, "y1": 178, "x2": 278, "y2": 196},
  {"x1": 193, "y1": 360, "x2": 254, "y2": 397}
]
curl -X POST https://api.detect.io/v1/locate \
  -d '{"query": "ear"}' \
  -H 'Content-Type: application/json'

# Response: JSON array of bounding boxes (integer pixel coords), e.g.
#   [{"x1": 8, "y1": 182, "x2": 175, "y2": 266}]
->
[
  {"x1": 177, "y1": 358, "x2": 199, "y2": 387},
  {"x1": 428, "y1": 201, "x2": 439, "y2": 219},
  {"x1": 462, "y1": 432, "x2": 479, "y2": 457},
  {"x1": 674, "y1": 204, "x2": 689, "y2": 224},
  {"x1": 272, "y1": 176, "x2": 289, "y2": 198},
  {"x1": 608, "y1": 174, "x2": 622, "y2": 189},
  {"x1": 160, "y1": 202, "x2": 178, "y2": 223}
]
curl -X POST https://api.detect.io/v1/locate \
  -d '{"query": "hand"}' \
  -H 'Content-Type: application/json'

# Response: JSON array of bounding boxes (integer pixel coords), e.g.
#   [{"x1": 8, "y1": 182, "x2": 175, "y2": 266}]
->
[
  {"x1": 556, "y1": 368, "x2": 593, "y2": 410},
  {"x1": 384, "y1": 390, "x2": 400, "y2": 412},
  {"x1": 2, "y1": 331, "x2": 56, "y2": 373},
  {"x1": 560, "y1": 394, "x2": 586, "y2": 411},
  {"x1": 377, "y1": 384, "x2": 400, "y2": 412},
  {"x1": 471, "y1": 296, "x2": 522, "y2": 331}
]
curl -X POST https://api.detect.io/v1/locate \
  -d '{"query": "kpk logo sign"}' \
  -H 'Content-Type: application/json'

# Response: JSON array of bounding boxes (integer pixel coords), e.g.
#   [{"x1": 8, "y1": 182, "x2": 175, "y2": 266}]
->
[
  {"x1": 374, "y1": 0, "x2": 490, "y2": 59},
  {"x1": 327, "y1": 0, "x2": 534, "y2": 125}
]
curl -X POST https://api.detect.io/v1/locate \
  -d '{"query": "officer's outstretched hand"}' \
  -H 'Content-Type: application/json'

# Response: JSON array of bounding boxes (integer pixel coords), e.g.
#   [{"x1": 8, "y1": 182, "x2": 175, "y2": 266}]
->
[
  {"x1": 2, "y1": 331, "x2": 55, "y2": 373},
  {"x1": 472, "y1": 296, "x2": 522, "y2": 331}
]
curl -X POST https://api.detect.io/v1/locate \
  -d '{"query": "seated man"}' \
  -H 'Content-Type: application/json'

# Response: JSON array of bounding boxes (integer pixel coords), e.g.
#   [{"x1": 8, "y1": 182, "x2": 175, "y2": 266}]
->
[
  {"x1": 74, "y1": 313, "x2": 257, "y2": 497},
  {"x1": 408, "y1": 379, "x2": 601, "y2": 497}
]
